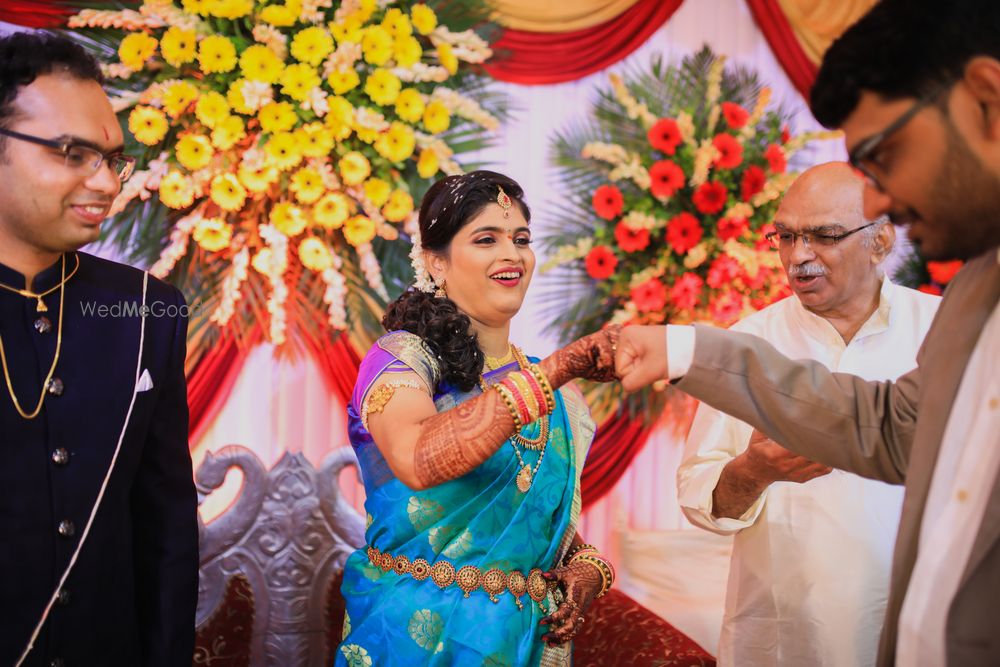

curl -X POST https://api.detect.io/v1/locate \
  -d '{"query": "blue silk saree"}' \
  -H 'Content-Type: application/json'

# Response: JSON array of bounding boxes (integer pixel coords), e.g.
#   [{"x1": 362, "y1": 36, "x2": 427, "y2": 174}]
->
[{"x1": 336, "y1": 331, "x2": 596, "y2": 667}]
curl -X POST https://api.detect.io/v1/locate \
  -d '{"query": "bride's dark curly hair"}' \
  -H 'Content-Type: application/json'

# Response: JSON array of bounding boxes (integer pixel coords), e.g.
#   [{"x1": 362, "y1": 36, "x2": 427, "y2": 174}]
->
[{"x1": 383, "y1": 171, "x2": 531, "y2": 392}]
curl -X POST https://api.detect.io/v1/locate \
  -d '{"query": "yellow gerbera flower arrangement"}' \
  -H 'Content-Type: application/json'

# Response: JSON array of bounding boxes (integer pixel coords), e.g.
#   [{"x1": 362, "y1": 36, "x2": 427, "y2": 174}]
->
[{"x1": 73, "y1": 0, "x2": 499, "y2": 347}]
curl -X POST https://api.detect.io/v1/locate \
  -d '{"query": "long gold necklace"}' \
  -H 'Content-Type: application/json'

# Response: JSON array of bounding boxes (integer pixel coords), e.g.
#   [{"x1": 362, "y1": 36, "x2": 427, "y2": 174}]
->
[
  {"x1": 479, "y1": 344, "x2": 550, "y2": 492},
  {"x1": 0, "y1": 254, "x2": 66, "y2": 419},
  {"x1": 0, "y1": 253, "x2": 79, "y2": 313}
]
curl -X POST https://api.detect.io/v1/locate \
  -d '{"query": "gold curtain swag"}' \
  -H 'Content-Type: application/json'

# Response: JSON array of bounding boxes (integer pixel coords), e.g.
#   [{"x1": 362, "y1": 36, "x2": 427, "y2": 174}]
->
[
  {"x1": 488, "y1": 0, "x2": 643, "y2": 32},
  {"x1": 777, "y1": 0, "x2": 878, "y2": 65}
]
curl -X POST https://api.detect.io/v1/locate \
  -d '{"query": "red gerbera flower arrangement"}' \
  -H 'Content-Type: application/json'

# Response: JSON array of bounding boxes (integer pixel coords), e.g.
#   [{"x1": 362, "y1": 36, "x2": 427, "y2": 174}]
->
[
  {"x1": 669, "y1": 272, "x2": 704, "y2": 311},
  {"x1": 693, "y1": 181, "x2": 728, "y2": 215},
  {"x1": 592, "y1": 184, "x2": 624, "y2": 220},
  {"x1": 631, "y1": 278, "x2": 668, "y2": 312},
  {"x1": 648, "y1": 118, "x2": 682, "y2": 155},
  {"x1": 721, "y1": 102, "x2": 750, "y2": 129},
  {"x1": 543, "y1": 48, "x2": 838, "y2": 417},
  {"x1": 545, "y1": 47, "x2": 835, "y2": 369},
  {"x1": 764, "y1": 144, "x2": 787, "y2": 173},
  {"x1": 666, "y1": 212, "x2": 703, "y2": 254},
  {"x1": 713, "y1": 133, "x2": 743, "y2": 170},
  {"x1": 585, "y1": 245, "x2": 618, "y2": 279},
  {"x1": 649, "y1": 160, "x2": 685, "y2": 199},
  {"x1": 614, "y1": 221, "x2": 651, "y2": 252},
  {"x1": 717, "y1": 216, "x2": 749, "y2": 241},
  {"x1": 926, "y1": 260, "x2": 963, "y2": 285},
  {"x1": 707, "y1": 254, "x2": 742, "y2": 288},
  {"x1": 741, "y1": 165, "x2": 766, "y2": 202}
]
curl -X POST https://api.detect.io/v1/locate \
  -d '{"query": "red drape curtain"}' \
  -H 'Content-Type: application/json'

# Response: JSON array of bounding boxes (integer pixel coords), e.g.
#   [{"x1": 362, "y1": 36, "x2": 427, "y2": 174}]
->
[
  {"x1": 186, "y1": 327, "x2": 361, "y2": 443},
  {"x1": 581, "y1": 411, "x2": 657, "y2": 509},
  {"x1": 484, "y1": 0, "x2": 685, "y2": 85},
  {"x1": 0, "y1": 1, "x2": 73, "y2": 28},
  {"x1": 187, "y1": 329, "x2": 262, "y2": 443},
  {"x1": 303, "y1": 333, "x2": 363, "y2": 404},
  {"x1": 744, "y1": 0, "x2": 818, "y2": 101}
]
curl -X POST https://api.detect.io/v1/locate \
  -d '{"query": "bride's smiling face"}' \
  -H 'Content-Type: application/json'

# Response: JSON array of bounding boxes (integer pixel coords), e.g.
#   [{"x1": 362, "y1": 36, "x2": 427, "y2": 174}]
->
[{"x1": 426, "y1": 202, "x2": 535, "y2": 328}]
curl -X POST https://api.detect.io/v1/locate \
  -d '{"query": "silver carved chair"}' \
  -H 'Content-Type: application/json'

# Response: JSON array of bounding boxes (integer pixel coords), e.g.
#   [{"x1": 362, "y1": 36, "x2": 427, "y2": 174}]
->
[{"x1": 193, "y1": 445, "x2": 365, "y2": 667}]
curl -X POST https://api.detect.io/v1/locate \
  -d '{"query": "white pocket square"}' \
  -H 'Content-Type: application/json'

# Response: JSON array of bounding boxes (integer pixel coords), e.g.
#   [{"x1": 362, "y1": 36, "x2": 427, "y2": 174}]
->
[{"x1": 136, "y1": 369, "x2": 154, "y2": 392}]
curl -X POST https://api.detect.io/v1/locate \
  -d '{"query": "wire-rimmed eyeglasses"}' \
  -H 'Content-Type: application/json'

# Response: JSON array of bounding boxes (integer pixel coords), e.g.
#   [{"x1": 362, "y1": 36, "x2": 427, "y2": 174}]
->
[
  {"x1": 765, "y1": 221, "x2": 877, "y2": 250},
  {"x1": 0, "y1": 127, "x2": 136, "y2": 182}
]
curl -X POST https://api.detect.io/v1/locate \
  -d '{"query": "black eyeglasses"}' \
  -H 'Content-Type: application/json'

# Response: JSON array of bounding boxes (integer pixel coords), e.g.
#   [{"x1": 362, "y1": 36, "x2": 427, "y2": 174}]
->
[
  {"x1": 0, "y1": 127, "x2": 136, "y2": 182},
  {"x1": 766, "y1": 221, "x2": 877, "y2": 250},
  {"x1": 848, "y1": 80, "x2": 953, "y2": 192}
]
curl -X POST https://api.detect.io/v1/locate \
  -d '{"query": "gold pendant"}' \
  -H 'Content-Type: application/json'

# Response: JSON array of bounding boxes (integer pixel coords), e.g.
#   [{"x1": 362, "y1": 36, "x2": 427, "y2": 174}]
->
[
  {"x1": 36, "y1": 297, "x2": 47, "y2": 313},
  {"x1": 516, "y1": 465, "x2": 532, "y2": 493}
]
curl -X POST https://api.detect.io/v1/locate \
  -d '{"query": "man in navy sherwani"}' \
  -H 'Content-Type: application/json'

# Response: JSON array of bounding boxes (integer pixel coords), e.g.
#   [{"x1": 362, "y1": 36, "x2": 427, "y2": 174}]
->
[{"x1": 0, "y1": 32, "x2": 197, "y2": 666}]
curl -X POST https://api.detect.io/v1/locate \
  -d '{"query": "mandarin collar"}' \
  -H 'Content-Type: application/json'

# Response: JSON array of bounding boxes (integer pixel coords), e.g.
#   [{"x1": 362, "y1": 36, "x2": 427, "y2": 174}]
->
[{"x1": 0, "y1": 253, "x2": 75, "y2": 294}]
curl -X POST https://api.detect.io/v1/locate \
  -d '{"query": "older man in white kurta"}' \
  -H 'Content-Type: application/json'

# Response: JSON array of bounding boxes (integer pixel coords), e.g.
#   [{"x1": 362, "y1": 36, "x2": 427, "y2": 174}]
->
[{"x1": 676, "y1": 163, "x2": 940, "y2": 666}]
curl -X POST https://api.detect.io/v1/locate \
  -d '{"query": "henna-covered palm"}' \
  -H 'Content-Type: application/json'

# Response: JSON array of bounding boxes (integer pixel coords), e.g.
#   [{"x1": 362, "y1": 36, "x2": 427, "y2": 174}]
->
[
  {"x1": 539, "y1": 560, "x2": 603, "y2": 646},
  {"x1": 540, "y1": 325, "x2": 621, "y2": 389}
]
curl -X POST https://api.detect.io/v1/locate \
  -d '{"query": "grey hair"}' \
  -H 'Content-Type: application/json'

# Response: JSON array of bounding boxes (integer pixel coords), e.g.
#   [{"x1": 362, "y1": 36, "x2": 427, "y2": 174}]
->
[{"x1": 861, "y1": 214, "x2": 892, "y2": 252}]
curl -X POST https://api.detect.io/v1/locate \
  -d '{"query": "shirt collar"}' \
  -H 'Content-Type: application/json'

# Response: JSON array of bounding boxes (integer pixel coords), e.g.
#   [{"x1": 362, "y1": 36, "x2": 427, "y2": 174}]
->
[{"x1": 789, "y1": 275, "x2": 895, "y2": 347}]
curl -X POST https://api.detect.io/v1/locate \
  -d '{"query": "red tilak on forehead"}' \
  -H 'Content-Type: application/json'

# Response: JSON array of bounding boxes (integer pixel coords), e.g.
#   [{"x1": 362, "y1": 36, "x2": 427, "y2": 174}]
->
[{"x1": 103, "y1": 126, "x2": 110, "y2": 141}]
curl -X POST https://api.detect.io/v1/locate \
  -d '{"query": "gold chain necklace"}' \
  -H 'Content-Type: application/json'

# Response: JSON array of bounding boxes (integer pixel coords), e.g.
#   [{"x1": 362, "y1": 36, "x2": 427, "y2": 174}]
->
[
  {"x1": 479, "y1": 344, "x2": 550, "y2": 492},
  {"x1": 0, "y1": 253, "x2": 80, "y2": 312},
  {"x1": 0, "y1": 254, "x2": 66, "y2": 419}
]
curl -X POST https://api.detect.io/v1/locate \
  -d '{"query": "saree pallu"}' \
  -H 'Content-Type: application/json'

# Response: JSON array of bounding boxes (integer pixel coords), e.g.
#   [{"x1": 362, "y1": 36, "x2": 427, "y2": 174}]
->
[{"x1": 336, "y1": 332, "x2": 595, "y2": 667}]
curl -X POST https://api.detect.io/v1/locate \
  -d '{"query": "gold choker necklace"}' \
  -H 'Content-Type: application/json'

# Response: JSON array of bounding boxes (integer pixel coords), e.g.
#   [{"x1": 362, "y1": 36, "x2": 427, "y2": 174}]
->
[
  {"x1": 484, "y1": 344, "x2": 515, "y2": 371},
  {"x1": 0, "y1": 253, "x2": 80, "y2": 312},
  {"x1": 0, "y1": 254, "x2": 66, "y2": 419}
]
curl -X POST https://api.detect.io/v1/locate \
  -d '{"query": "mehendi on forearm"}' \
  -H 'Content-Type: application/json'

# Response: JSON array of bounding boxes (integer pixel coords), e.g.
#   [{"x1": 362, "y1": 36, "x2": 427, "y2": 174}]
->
[
  {"x1": 412, "y1": 327, "x2": 620, "y2": 489},
  {"x1": 413, "y1": 388, "x2": 517, "y2": 487}
]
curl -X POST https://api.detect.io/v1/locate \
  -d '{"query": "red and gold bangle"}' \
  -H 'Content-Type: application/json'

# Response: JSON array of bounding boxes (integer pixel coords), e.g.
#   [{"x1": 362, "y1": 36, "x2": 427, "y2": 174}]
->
[
  {"x1": 563, "y1": 543, "x2": 599, "y2": 564},
  {"x1": 571, "y1": 553, "x2": 615, "y2": 598},
  {"x1": 527, "y1": 363, "x2": 556, "y2": 414},
  {"x1": 507, "y1": 372, "x2": 540, "y2": 422},
  {"x1": 520, "y1": 370, "x2": 549, "y2": 418},
  {"x1": 493, "y1": 383, "x2": 523, "y2": 430},
  {"x1": 499, "y1": 377, "x2": 532, "y2": 425}
]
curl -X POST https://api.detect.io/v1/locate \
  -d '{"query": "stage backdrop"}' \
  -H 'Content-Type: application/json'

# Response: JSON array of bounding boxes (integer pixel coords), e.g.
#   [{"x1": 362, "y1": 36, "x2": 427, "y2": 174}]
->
[{"x1": 189, "y1": 1, "x2": 865, "y2": 653}]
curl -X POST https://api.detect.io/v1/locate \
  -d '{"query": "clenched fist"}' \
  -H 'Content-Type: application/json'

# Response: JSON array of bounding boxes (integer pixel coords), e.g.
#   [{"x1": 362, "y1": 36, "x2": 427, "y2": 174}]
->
[{"x1": 614, "y1": 325, "x2": 669, "y2": 391}]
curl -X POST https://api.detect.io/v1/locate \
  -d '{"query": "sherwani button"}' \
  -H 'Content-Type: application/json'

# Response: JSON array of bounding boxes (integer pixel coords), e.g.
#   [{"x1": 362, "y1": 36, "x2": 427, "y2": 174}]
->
[
  {"x1": 57, "y1": 588, "x2": 70, "y2": 605},
  {"x1": 57, "y1": 519, "x2": 75, "y2": 537},
  {"x1": 51, "y1": 448, "x2": 69, "y2": 466},
  {"x1": 34, "y1": 316, "x2": 53, "y2": 333},
  {"x1": 46, "y1": 377, "x2": 64, "y2": 396}
]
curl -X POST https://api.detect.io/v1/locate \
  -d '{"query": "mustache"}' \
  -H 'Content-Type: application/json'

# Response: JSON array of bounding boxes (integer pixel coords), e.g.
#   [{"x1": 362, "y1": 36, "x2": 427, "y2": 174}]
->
[{"x1": 788, "y1": 263, "x2": 826, "y2": 278}]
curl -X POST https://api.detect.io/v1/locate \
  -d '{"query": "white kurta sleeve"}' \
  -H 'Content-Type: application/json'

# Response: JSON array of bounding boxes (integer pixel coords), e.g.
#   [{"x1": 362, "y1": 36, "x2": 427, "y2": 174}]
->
[{"x1": 676, "y1": 400, "x2": 766, "y2": 534}]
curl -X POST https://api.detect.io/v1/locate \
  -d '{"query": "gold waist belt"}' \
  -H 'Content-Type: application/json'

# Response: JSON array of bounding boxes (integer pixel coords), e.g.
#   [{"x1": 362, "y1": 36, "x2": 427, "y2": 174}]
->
[{"x1": 366, "y1": 545, "x2": 551, "y2": 609}]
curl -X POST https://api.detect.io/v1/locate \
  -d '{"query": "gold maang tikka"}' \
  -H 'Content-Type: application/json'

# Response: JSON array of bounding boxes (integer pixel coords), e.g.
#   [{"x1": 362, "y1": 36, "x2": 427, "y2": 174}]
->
[{"x1": 497, "y1": 186, "x2": 512, "y2": 218}]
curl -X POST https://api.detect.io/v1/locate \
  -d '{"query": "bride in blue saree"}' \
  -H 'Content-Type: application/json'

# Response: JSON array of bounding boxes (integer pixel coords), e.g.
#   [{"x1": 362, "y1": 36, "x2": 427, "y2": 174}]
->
[{"x1": 337, "y1": 172, "x2": 618, "y2": 667}]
